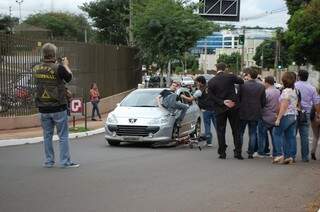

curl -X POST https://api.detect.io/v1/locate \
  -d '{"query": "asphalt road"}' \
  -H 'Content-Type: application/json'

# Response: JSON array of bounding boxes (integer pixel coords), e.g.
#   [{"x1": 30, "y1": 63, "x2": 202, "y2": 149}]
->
[{"x1": 0, "y1": 130, "x2": 319, "y2": 212}]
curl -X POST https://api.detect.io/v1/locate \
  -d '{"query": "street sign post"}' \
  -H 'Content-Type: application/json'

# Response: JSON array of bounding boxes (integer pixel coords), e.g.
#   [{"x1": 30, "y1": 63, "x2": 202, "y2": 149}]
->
[{"x1": 199, "y1": 0, "x2": 240, "y2": 22}]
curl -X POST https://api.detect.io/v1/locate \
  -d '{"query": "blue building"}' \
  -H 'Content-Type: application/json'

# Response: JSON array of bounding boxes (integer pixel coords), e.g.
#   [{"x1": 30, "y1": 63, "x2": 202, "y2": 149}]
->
[{"x1": 193, "y1": 31, "x2": 239, "y2": 55}]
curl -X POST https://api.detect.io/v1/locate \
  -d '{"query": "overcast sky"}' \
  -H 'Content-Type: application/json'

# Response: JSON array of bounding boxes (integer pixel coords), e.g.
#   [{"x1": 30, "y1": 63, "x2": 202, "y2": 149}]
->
[{"x1": 0, "y1": 0, "x2": 290, "y2": 28}]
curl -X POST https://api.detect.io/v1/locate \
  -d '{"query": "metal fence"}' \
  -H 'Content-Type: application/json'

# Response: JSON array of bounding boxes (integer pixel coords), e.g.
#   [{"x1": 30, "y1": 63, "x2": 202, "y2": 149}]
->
[{"x1": 0, "y1": 33, "x2": 141, "y2": 117}]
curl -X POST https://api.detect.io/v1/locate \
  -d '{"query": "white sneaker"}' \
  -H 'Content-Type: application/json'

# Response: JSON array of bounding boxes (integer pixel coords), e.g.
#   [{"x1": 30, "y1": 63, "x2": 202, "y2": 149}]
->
[
  {"x1": 61, "y1": 162, "x2": 80, "y2": 168},
  {"x1": 272, "y1": 156, "x2": 284, "y2": 164},
  {"x1": 253, "y1": 152, "x2": 265, "y2": 158},
  {"x1": 207, "y1": 144, "x2": 213, "y2": 147}
]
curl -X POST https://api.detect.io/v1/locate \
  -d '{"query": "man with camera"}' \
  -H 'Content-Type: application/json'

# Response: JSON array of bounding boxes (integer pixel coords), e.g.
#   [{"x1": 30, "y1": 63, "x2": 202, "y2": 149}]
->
[{"x1": 33, "y1": 43, "x2": 79, "y2": 168}]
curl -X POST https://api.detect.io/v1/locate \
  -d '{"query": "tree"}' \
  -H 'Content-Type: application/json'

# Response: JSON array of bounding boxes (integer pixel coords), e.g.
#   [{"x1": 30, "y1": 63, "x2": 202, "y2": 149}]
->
[
  {"x1": 253, "y1": 39, "x2": 292, "y2": 69},
  {"x1": 80, "y1": 0, "x2": 129, "y2": 45},
  {"x1": 285, "y1": 0, "x2": 311, "y2": 15},
  {"x1": 0, "y1": 14, "x2": 19, "y2": 33},
  {"x1": 132, "y1": 0, "x2": 214, "y2": 72},
  {"x1": 217, "y1": 52, "x2": 241, "y2": 73},
  {"x1": 253, "y1": 40, "x2": 275, "y2": 69},
  {"x1": 285, "y1": 0, "x2": 320, "y2": 69},
  {"x1": 24, "y1": 12, "x2": 92, "y2": 41}
]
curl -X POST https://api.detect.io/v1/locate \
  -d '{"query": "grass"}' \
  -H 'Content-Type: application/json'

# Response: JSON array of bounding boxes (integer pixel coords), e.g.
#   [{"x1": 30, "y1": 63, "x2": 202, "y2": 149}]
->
[{"x1": 69, "y1": 126, "x2": 90, "y2": 133}]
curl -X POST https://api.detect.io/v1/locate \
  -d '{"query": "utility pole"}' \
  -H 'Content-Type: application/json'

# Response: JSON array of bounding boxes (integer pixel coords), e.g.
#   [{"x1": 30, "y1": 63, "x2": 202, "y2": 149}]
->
[
  {"x1": 240, "y1": 27, "x2": 246, "y2": 72},
  {"x1": 274, "y1": 29, "x2": 281, "y2": 82},
  {"x1": 274, "y1": 38, "x2": 279, "y2": 80},
  {"x1": 261, "y1": 45, "x2": 264, "y2": 70},
  {"x1": 129, "y1": 0, "x2": 134, "y2": 46},
  {"x1": 16, "y1": 0, "x2": 23, "y2": 23},
  {"x1": 204, "y1": 39, "x2": 207, "y2": 74},
  {"x1": 8, "y1": 6, "x2": 13, "y2": 33}
]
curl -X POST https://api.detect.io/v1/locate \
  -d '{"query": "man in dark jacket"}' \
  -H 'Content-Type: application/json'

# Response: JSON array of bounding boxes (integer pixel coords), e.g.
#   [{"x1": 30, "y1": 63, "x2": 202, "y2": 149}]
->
[
  {"x1": 208, "y1": 63, "x2": 244, "y2": 159},
  {"x1": 239, "y1": 67, "x2": 266, "y2": 159},
  {"x1": 33, "y1": 43, "x2": 79, "y2": 168}
]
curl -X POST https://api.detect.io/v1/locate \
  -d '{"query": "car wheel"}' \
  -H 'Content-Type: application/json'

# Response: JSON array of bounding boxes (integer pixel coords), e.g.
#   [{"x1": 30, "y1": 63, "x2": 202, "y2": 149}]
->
[
  {"x1": 107, "y1": 140, "x2": 120, "y2": 146},
  {"x1": 191, "y1": 118, "x2": 201, "y2": 139}
]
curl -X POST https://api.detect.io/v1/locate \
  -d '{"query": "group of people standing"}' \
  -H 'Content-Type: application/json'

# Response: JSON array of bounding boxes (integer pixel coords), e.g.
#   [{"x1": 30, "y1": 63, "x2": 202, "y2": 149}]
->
[{"x1": 182, "y1": 62, "x2": 320, "y2": 164}]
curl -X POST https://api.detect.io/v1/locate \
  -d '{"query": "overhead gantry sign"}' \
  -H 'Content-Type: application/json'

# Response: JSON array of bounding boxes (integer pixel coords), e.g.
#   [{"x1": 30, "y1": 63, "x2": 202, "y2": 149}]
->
[{"x1": 199, "y1": 0, "x2": 240, "y2": 22}]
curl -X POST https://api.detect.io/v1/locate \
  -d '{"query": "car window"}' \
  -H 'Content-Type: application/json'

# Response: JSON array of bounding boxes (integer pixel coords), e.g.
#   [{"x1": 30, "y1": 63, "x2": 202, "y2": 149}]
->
[{"x1": 121, "y1": 90, "x2": 160, "y2": 107}]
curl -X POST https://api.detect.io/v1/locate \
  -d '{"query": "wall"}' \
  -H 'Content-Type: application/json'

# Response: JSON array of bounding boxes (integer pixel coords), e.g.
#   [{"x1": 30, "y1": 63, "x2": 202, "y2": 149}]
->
[{"x1": 0, "y1": 89, "x2": 133, "y2": 130}]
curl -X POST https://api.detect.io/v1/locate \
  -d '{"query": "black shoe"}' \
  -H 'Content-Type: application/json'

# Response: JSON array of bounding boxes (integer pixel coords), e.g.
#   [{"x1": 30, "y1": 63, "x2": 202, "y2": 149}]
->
[
  {"x1": 91, "y1": 118, "x2": 97, "y2": 121},
  {"x1": 234, "y1": 155, "x2": 244, "y2": 160},
  {"x1": 311, "y1": 153, "x2": 317, "y2": 160},
  {"x1": 219, "y1": 153, "x2": 226, "y2": 159},
  {"x1": 248, "y1": 155, "x2": 254, "y2": 159}
]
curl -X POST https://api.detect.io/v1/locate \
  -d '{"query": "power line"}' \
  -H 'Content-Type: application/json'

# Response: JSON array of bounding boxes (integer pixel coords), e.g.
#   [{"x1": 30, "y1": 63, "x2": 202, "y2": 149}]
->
[{"x1": 241, "y1": 7, "x2": 287, "y2": 21}]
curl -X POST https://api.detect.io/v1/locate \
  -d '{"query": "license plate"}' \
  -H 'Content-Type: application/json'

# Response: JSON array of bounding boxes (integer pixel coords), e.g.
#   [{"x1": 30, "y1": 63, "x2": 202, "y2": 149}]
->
[{"x1": 123, "y1": 136, "x2": 140, "y2": 141}]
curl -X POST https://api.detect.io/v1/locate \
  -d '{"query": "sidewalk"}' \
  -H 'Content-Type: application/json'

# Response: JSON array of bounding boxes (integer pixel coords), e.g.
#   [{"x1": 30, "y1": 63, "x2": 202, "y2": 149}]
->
[{"x1": 0, "y1": 113, "x2": 108, "y2": 140}]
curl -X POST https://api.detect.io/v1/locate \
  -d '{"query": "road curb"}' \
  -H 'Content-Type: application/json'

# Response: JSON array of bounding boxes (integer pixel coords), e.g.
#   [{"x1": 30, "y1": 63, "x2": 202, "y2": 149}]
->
[{"x1": 0, "y1": 128, "x2": 105, "y2": 147}]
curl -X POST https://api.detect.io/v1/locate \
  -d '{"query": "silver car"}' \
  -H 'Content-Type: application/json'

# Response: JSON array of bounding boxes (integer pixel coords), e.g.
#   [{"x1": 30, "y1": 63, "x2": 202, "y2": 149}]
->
[{"x1": 105, "y1": 88, "x2": 201, "y2": 146}]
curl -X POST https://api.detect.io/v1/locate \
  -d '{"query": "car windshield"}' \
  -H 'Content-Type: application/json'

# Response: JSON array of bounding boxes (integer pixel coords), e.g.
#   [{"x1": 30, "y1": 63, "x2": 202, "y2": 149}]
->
[{"x1": 120, "y1": 90, "x2": 160, "y2": 107}]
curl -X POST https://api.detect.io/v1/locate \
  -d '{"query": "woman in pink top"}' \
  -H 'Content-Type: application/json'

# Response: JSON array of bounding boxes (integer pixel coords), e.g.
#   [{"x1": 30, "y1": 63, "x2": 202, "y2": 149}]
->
[{"x1": 89, "y1": 83, "x2": 102, "y2": 121}]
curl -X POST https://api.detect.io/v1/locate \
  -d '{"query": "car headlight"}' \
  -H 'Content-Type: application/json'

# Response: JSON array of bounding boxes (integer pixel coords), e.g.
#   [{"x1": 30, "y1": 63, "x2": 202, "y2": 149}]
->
[
  {"x1": 149, "y1": 117, "x2": 170, "y2": 125},
  {"x1": 106, "y1": 114, "x2": 118, "y2": 124}
]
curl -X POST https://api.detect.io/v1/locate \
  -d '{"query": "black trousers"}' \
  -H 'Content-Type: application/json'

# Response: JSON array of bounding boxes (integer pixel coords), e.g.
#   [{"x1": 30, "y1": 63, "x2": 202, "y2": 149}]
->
[{"x1": 215, "y1": 108, "x2": 242, "y2": 156}]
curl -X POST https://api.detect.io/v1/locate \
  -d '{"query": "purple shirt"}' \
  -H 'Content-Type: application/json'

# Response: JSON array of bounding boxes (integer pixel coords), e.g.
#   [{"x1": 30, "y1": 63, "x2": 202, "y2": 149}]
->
[
  {"x1": 295, "y1": 81, "x2": 320, "y2": 113},
  {"x1": 262, "y1": 86, "x2": 280, "y2": 125}
]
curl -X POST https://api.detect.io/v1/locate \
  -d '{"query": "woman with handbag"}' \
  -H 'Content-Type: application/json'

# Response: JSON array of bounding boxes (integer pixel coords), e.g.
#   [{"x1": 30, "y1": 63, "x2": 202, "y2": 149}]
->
[
  {"x1": 273, "y1": 72, "x2": 298, "y2": 164},
  {"x1": 89, "y1": 83, "x2": 102, "y2": 121}
]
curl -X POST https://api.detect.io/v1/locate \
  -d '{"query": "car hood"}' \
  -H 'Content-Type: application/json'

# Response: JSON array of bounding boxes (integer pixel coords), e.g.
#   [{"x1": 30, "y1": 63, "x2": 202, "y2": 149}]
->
[{"x1": 112, "y1": 106, "x2": 169, "y2": 119}]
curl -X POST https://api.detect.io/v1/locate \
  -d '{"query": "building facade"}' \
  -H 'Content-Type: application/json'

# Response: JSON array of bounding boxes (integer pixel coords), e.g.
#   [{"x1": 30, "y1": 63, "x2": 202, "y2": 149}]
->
[{"x1": 197, "y1": 29, "x2": 275, "y2": 72}]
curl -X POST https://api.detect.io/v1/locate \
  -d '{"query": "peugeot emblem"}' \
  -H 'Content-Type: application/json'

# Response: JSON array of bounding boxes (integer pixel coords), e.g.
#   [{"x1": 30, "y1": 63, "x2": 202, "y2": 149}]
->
[{"x1": 129, "y1": 118, "x2": 137, "y2": 124}]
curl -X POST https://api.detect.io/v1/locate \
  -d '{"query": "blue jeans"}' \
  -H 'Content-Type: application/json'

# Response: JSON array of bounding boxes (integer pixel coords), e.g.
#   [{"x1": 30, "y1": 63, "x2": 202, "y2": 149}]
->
[
  {"x1": 40, "y1": 110, "x2": 72, "y2": 166},
  {"x1": 240, "y1": 120, "x2": 258, "y2": 155},
  {"x1": 296, "y1": 113, "x2": 310, "y2": 161},
  {"x1": 272, "y1": 115, "x2": 297, "y2": 158},
  {"x1": 203, "y1": 110, "x2": 217, "y2": 144},
  {"x1": 163, "y1": 93, "x2": 189, "y2": 124},
  {"x1": 258, "y1": 120, "x2": 274, "y2": 155},
  {"x1": 91, "y1": 101, "x2": 101, "y2": 119}
]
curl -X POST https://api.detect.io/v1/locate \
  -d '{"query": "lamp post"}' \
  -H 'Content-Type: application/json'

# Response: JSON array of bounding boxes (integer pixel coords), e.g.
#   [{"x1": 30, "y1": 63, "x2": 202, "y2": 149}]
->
[{"x1": 16, "y1": 0, "x2": 23, "y2": 23}]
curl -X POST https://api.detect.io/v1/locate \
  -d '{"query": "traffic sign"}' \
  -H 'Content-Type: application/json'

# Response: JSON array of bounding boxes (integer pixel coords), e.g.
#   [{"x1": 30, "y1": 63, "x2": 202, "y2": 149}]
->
[
  {"x1": 70, "y1": 98, "x2": 83, "y2": 116},
  {"x1": 199, "y1": 0, "x2": 240, "y2": 22}
]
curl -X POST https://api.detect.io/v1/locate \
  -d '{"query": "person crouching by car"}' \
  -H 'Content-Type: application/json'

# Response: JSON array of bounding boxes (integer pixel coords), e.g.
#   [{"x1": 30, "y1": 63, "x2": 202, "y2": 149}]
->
[
  {"x1": 156, "y1": 81, "x2": 189, "y2": 128},
  {"x1": 89, "y1": 82, "x2": 102, "y2": 121},
  {"x1": 181, "y1": 76, "x2": 217, "y2": 147}
]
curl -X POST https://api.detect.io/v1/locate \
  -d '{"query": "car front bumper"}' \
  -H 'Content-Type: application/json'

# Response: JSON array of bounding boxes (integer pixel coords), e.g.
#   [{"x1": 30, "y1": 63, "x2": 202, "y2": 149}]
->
[{"x1": 105, "y1": 125, "x2": 173, "y2": 143}]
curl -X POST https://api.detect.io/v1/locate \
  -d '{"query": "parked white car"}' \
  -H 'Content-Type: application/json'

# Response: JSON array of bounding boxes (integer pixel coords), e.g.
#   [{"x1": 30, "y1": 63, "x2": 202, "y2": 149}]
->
[
  {"x1": 181, "y1": 76, "x2": 194, "y2": 87},
  {"x1": 105, "y1": 88, "x2": 201, "y2": 146}
]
